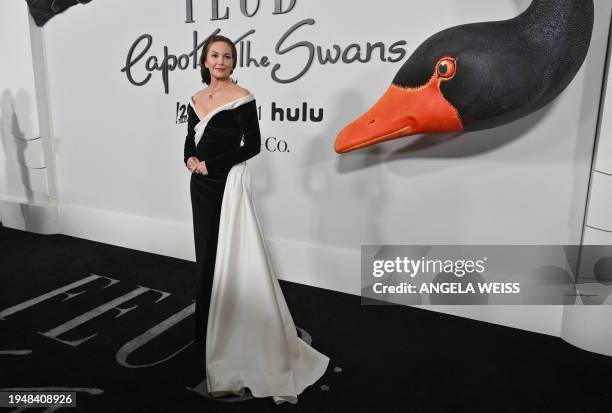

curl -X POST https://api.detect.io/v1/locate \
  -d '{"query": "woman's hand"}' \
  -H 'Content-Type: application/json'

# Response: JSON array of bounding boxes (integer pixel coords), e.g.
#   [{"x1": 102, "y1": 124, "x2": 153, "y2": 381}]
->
[
  {"x1": 193, "y1": 160, "x2": 209, "y2": 175},
  {"x1": 186, "y1": 156, "x2": 199, "y2": 172}
]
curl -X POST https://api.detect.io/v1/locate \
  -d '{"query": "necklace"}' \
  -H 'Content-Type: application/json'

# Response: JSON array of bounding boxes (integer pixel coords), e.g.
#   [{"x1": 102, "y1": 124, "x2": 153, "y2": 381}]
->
[{"x1": 207, "y1": 82, "x2": 230, "y2": 99}]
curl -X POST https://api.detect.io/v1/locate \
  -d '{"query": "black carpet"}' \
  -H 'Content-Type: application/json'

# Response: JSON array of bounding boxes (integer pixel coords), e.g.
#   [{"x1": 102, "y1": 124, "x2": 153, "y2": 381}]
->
[{"x1": 1, "y1": 223, "x2": 611, "y2": 412}]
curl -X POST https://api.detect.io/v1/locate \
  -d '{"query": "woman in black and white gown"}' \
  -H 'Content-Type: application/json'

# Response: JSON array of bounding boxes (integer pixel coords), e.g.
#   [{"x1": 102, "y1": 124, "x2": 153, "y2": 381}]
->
[{"x1": 184, "y1": 34, "x2": 329, "y2": 404}]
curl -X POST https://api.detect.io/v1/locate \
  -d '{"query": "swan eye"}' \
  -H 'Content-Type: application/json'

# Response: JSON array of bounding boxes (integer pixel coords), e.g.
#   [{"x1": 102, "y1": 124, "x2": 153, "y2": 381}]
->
[{"x1": 437, "y1": 58, "x2": 456, "y2": 79}]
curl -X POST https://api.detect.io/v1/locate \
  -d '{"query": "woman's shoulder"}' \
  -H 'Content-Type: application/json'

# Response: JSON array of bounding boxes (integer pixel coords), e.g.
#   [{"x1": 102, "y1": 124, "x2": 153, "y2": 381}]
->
[
  {"x1": 231, "y1": 85, "x2": 253, "y2": 99},
  {"x1": 229, "y1": 86, "x2": 256, "y2": 113}
]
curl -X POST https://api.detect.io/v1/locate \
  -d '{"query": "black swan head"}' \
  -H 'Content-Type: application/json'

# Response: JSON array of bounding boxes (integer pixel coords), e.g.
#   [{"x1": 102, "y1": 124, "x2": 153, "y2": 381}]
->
[{"x1": 335, "y1": 0, "x2": 595, "y2": 153}]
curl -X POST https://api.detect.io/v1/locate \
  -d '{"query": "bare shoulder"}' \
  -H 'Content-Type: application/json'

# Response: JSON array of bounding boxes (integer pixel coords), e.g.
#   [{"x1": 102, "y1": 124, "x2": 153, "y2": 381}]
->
[
  {"x1": 191, "y1": 89, "x2": 207, "y2": 103},
  {"x1": 229, "y1": 84, "x2": 252, "y2": 98}
]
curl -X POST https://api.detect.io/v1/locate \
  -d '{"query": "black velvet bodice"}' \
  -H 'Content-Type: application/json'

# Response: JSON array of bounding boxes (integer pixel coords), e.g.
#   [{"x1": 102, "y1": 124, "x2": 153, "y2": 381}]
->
[{"x1": 183, "y1": 98, "x2": 261, "y2": 177}]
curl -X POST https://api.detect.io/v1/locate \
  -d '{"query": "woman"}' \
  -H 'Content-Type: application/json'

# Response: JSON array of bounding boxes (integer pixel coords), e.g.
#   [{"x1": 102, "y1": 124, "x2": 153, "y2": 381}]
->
[{"x1": 184, "y1": 35, "x2": 329, "y2": 404}]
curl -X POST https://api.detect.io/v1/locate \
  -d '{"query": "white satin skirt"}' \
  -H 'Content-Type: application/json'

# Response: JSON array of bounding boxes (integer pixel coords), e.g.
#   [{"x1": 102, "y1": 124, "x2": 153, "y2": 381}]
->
[{"x1": 205, "y1": 162, "x2": 329, "y2": 404}]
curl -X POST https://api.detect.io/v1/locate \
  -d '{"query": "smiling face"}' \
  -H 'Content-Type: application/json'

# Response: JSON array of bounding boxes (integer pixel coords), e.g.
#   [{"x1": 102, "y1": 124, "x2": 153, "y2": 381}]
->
[{"x1": 204, "y1": 41, "x2": 236, "y2": 81}]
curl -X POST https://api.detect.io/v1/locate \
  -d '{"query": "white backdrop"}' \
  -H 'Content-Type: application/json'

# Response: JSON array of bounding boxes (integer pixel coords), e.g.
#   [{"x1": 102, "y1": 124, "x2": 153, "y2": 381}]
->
[{"x1": 37, "y1": 0, "x2": 612, "y2": 335}]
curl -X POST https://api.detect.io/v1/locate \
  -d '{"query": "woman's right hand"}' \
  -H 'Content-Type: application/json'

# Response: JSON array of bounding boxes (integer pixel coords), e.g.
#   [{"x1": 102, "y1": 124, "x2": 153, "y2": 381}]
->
[
  {"x1": 193, "y1": 160, "x2": 208, "y2": 175},
  {"x1": 186, "y1": 156, "x2": 199, "y2": 172}
]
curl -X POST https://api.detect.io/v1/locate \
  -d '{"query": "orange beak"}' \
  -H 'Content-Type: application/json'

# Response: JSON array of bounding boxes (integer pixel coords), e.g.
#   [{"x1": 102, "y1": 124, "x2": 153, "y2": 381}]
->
[{"x1": 334, "y1": 79, "x2": 464, "y2": 153}]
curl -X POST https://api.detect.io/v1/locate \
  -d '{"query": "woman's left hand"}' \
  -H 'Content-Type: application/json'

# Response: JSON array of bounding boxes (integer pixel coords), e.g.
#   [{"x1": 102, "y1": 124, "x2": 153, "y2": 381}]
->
[{"x1": 193, "y1": 160, "x2": 208, "y2": 175}]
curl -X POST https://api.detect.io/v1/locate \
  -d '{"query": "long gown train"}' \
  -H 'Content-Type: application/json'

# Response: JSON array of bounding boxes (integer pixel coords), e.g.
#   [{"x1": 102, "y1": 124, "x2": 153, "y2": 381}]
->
[{"x1": 205, "y1": 161, "x2": 329, "y2": 404}]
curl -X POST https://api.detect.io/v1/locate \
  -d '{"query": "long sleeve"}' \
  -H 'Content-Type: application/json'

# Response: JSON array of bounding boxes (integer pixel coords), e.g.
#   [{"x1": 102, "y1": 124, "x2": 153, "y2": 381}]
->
[
  {"x1": 204, "y1": 99, "x2": 261, "y2": 174},
  {"x1": 183, "y1": 104, "x2": 198, "y2": 165}
]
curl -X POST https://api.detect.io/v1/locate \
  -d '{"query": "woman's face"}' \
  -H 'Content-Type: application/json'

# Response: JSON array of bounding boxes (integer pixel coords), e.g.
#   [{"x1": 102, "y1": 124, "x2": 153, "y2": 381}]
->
[{"x1": 204, "y1": 41, "x2": 234, "y2": 81}]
